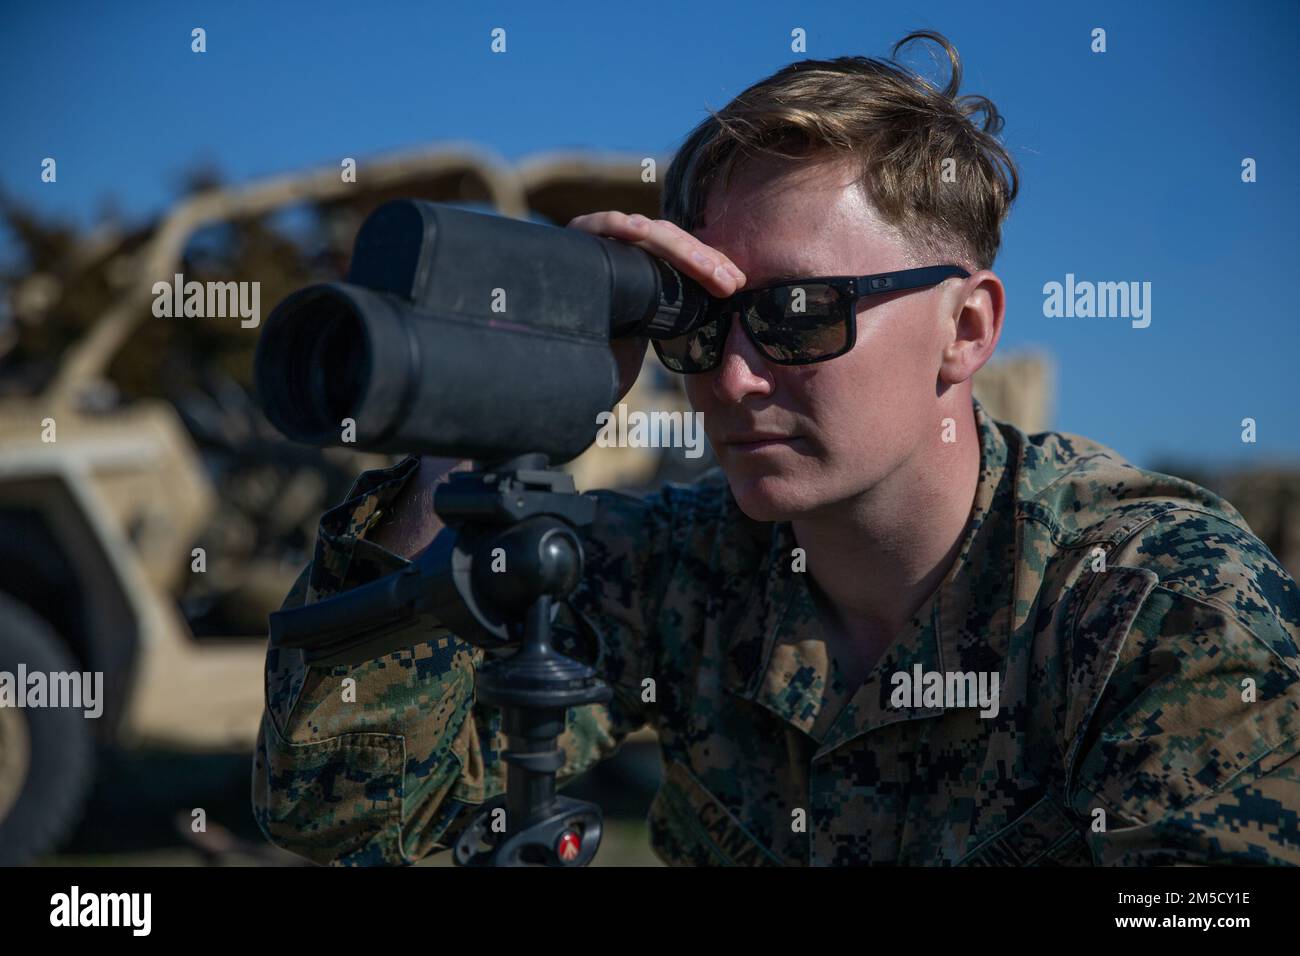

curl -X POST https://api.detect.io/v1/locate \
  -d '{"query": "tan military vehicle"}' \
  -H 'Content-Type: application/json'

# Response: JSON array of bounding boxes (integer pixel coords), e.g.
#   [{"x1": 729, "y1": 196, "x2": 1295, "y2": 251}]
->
[{"x1": 0, "y1": 144, "x2": 1052, "y2": 864}]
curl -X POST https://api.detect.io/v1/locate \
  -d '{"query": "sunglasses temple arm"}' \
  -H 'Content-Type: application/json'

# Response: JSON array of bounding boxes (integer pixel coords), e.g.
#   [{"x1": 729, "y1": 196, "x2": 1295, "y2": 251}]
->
[{"x1": 861, "y1": 266, "x2": 971, "y2": 295}]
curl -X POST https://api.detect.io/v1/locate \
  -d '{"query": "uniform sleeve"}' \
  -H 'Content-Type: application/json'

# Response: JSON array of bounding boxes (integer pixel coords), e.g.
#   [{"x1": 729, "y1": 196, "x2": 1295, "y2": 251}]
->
[
  {"x1": 1065, "y1": 509, "x2": 1300, "y2": 865},
  {"x1": 251, "y1": 456, "x2": 683, "y2": 866}
]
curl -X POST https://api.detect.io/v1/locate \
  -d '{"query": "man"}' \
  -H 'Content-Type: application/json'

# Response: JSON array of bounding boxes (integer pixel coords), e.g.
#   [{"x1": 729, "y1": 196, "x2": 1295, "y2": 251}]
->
[{"x1": 252, "y1": 31, "x2": 1300, "y2": 866}]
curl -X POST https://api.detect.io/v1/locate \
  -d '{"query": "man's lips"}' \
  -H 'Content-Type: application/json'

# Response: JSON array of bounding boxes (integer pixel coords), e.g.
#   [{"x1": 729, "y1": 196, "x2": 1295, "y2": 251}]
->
[{"x1": 721, "y1": 432, "x2": 800, "y2": 450}]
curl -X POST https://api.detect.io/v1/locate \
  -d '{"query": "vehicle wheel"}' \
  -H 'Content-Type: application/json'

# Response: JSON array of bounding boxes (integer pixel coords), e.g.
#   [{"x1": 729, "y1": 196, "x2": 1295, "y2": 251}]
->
[{"x1": 0, "y1": 592, "x2": 95, "y2": 864}]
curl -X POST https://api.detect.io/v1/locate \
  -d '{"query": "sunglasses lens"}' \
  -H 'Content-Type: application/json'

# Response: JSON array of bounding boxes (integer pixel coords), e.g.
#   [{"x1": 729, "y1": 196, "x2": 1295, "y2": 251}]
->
[
  {"x1": 747, "y1": 283, "x2": 849, "y2": 362},
  {"x1": 653, "y1": 283, "x2": 852, "y2": 372},
  {"x1": 653, "y1": 312, "x2": 727, "y2": 373}
]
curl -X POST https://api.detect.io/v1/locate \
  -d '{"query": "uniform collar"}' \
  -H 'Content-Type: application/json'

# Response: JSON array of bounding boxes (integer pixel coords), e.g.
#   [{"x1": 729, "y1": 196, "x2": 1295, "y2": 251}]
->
[{"x1": 720, "y1": 398, "x2": 1020, "y2": 754}]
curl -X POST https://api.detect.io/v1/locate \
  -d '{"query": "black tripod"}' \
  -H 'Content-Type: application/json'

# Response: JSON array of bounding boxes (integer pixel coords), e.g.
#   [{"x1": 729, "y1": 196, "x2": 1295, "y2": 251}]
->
[{"x1": 268, "y1": 454, "x2": 611, "y2": 867}]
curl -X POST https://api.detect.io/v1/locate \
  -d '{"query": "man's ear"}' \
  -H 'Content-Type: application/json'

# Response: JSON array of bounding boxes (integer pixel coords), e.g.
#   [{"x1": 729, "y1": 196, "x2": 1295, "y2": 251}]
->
[{"x1": 938, "y1": 270, "x2": 1004, "y2": 386}]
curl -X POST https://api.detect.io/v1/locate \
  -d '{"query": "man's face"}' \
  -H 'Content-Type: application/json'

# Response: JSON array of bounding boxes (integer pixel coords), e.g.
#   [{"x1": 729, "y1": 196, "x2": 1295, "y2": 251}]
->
[{"x1": 688, "y1": 156, "x2": 957, "y2": 522}]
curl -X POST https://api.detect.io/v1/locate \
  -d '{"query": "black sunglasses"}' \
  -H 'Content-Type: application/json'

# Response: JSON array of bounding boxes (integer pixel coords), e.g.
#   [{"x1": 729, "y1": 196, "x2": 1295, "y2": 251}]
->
[{"x1": 653, "y1": 265, "x2": 971, "y2": 373}]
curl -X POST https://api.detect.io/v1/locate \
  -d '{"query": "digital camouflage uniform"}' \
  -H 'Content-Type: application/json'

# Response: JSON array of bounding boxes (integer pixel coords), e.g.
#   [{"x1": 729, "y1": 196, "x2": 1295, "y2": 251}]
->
[{"x1": 252, "y1": 398, "x2": 1300, "y2": 865}]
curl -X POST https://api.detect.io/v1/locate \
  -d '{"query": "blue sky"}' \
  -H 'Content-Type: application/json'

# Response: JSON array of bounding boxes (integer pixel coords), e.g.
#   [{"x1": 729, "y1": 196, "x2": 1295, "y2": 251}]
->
[{"x1": 2, "y1": 0, "x2": 1297, "y2": 467}]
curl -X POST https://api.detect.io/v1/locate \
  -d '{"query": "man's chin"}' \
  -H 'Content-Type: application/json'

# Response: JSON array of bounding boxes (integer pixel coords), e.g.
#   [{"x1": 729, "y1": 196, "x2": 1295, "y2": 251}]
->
[{"x1": 722, "y1": 470, "x2": 819, "y2": 523}]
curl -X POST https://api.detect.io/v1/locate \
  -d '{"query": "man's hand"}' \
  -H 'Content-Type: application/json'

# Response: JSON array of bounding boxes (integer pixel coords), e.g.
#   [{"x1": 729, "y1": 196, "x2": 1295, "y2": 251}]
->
[
  {"x1": 370, "y1": 214, "x2": 746, "y2": 561},
  {"x1": 565, "y1": 211, "x2": 746, "y2": 401}
]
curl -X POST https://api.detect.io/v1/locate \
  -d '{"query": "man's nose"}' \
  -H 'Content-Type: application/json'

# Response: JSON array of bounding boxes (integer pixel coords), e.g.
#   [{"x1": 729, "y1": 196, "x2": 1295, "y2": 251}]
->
[{"x1": 710, "y1": 311, "x2": 774, "y2": 403}]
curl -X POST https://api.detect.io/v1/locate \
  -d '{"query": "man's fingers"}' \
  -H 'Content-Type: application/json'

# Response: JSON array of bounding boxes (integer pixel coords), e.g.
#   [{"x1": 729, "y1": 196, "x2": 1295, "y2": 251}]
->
[
  {"x1": 566, "y1": 211, "x2": 746, "y2": 298},
  {"x1": 567, "y1": 210, "x2": 643, "y2": 239},
  {"x1": 631, "y1": 219, "x2": 744, "y2": 294},
  {"x1": 630, "y1": 223, "x2": 743, "y2": 297},
  {"x1": 652, "y1": 219, "x2": 747, "y2": 285}
]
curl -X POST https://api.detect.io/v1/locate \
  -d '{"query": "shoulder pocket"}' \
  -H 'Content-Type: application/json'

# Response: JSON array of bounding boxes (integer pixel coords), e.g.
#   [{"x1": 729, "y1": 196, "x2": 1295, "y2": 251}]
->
[{"x1": 1063, "y1": 565, "x2": 1160, "y2": 772}]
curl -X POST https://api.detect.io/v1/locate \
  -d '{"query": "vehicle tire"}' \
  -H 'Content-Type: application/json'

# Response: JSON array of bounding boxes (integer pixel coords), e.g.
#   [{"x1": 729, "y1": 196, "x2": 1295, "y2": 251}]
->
[{"x1": 0, "y1": 592, "x2": 95, "y2": 865}]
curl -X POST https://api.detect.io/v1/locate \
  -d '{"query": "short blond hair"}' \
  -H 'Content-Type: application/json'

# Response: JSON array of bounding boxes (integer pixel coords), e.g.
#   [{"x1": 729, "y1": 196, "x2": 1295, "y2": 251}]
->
[{"x1": 662, "y1": 30, "x2": 1019, "y2": 271}]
